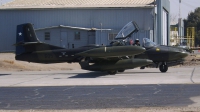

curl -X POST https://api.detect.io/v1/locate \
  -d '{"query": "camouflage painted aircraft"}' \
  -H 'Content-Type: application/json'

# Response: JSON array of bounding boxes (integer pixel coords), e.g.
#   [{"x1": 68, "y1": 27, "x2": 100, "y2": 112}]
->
[
  {"x1": 15, "y1": 21, "x2": 188, "y2": 74},
  {"x1": 14, "y1": 21, "x2": 152, "y2": 75}
]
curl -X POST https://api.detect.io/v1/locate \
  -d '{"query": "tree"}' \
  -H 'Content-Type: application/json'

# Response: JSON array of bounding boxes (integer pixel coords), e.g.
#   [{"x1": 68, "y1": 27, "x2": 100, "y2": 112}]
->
[{"x1": 184, "y1": 7, "x2": 200, "y2": 45}]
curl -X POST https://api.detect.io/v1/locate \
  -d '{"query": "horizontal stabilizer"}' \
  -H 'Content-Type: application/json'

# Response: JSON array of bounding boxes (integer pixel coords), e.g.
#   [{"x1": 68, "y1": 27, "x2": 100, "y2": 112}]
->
[
  {"x1": 14, "y1": 42, "x2": 42, "y2": 46},
  {"x1": 16, "y1": 42, "x2": 64, "y2": 53}
]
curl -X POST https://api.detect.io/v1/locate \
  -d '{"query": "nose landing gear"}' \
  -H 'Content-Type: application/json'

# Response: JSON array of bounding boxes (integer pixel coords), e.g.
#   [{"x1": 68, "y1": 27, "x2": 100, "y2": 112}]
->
[{"x1": 159, "y1": 62, "x2": 168, "y2": 73}]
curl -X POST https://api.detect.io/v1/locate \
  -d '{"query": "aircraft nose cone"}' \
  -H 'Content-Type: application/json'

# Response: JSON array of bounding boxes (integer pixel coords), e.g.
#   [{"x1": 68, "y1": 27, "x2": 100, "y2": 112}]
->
[
  {"x1": 181, "y1": 51, "x2": 189, "y2": 58},
  {"x1": 177, "y1": 51, "x2": 188, "y2": 58}
]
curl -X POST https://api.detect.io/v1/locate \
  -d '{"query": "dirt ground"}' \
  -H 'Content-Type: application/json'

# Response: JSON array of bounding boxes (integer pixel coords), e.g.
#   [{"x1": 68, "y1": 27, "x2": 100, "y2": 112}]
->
[
  {"x1": 0, "y1": 53, "x2": 81, "y2": 71},
  {"x1": 181, "y1": 54, "x2": 200, "y2": 67},
  {"x1": 0, "y1": 53, "x2": 200, "y2": 71}
]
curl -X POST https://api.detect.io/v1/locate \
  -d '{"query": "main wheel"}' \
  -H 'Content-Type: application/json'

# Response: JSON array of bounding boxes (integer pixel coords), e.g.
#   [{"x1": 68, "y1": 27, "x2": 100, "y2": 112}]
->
[
  {"x1": 118, "y1": 70, "x2": 125, "y2": 72},
  {"x1": 140, "y1": 66, "x2": 145, "y2": 69},
  {"x1": 108, "y1": 70, "x2": 117, "y2": 75},
  {"x1": 159, "y1": 63, "x2": 168, "y2": 73}
]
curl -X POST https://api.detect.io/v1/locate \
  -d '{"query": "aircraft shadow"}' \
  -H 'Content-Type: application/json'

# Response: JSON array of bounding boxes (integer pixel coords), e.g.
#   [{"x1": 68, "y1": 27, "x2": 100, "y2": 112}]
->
[
  {"x1": 69, "y1": 71, "x2": 161, "y2": 78},
  {"x1": 69, "y1": 72, "x2": 108, "y2": 78},
  {"x1": 0, "y1": 74, "x2": 11, "y2": 76},
  {"x1": 122, "y1": 72, "x2": 161, "y2": 74}
]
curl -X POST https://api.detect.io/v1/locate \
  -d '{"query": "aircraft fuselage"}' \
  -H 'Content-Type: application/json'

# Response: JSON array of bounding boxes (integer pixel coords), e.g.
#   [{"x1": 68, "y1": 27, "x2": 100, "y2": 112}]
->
[
  {"x1": 135, "y1": 45, "x2": 188, "y2": 62},
  {"x1": 15, "y1": 46, "x2": 97, "y2": 63}
]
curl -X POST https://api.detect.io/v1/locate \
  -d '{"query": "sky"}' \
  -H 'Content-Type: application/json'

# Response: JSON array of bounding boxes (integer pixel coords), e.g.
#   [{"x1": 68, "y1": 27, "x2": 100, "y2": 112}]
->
[
  {"x1": 170, "y1": 0, "x2": 200, "y2": 21},
  {"x1": 0, "y1": 0, "x2": 12, "y2": 5}
]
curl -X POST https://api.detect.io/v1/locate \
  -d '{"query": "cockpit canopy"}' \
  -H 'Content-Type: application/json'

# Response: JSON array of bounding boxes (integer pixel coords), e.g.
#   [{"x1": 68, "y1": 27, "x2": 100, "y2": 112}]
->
[
  {"x1": 115, "y1": 21, "x2": 139, "y2": 39},
  {"x1": 142, "y1": 38, "x2": 157, "y2": 48},
  {"x1": 111, "y1": 21, "x2": 156, "y2": 47}
]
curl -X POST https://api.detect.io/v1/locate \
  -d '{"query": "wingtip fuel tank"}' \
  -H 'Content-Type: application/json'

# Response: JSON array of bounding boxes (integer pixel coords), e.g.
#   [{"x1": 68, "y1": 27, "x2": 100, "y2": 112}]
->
[
  {"x1": 80, "y1": 58, "x2": 152, "y2": 71},
  {"x1": 76, "y1": 46, "x2": 145, "y2": 57}
]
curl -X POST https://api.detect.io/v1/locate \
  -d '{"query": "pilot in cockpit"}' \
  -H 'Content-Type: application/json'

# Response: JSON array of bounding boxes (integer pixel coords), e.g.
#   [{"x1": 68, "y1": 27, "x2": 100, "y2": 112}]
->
[{"x1": 133, "y1": 39, "x2": 140, "y2": 46}]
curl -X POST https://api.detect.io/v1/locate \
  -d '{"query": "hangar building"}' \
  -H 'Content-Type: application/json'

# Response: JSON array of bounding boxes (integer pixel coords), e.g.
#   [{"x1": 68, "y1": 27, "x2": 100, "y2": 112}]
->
[{"x1": 0, "y1": 0, "x2": 170, "y2": 52}]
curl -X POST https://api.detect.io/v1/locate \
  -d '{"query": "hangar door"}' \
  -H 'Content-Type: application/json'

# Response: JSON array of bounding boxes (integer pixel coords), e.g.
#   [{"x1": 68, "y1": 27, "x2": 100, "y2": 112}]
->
[{"x1": 162, "y1": 9, "x2": 168, "y2": 45}]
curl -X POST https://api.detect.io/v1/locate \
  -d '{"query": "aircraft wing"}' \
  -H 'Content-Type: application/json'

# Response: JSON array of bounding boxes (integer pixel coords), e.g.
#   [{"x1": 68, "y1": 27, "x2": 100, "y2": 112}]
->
[{"x1": 77, "y1": 46, "x2": 152, "y2": 72}]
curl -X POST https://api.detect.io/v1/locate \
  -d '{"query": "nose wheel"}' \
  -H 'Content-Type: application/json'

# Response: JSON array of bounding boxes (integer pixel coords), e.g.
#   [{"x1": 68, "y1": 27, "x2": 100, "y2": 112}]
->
[{"x1": 159, "y1": 62, "x2": 168, "y2": 73}]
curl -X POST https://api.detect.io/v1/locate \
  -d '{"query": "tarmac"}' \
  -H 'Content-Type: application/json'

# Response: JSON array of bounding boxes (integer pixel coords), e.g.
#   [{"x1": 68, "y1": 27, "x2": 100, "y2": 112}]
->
[
  {"x1": 1, "y1": 67, "x2": 200, "y2": 111},
  {"x1": 0, "y1": 67, "x2": 200, "y2": 87}
]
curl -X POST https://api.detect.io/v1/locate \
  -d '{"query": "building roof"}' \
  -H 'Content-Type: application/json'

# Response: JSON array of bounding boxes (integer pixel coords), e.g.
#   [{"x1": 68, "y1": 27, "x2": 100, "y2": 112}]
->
[
  {"x1": 0, "y1": 0, "x2": 155, "y2": 9},
  {"x1": 35, "y1": 25, "x2": 112, "y2": 31}
]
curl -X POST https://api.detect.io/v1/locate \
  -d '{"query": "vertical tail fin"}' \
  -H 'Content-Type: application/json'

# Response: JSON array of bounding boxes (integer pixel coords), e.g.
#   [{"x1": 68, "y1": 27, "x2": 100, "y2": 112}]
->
[
  {"x1": 16, "y1": 23, "x2": 40, "y2": 44},
  {"x1": 15, "y1": 23, "x2": 64, "y2": 55},
  {"x1": 16, "y1": 23, "x2": 40, "y2": 55}
]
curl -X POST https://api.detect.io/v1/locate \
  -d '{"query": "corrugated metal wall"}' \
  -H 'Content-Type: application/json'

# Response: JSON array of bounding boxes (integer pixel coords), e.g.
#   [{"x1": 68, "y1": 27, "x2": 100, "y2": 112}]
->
[
  {"x1": 95, "y1": 30, "x2": 113, "y2": 45},
  {"x1": 0, "y1": 8, "x2": 154, "y2": 52}
]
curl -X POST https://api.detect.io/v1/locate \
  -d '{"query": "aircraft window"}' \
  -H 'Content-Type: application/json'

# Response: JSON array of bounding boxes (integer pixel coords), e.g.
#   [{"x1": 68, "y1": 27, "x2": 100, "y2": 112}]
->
[
  {"x1": 45, "y1": 32, "x2": 50, "y2": 40},
  {"x1": 75, "y1": 32, "x2": 80, "y2": 40},
  {"x1": 108, "y1": 33, "x2": 117, "y2": 40},
  {"x1": 143, "y1": 38, "x2": 157, "y2": 48}
]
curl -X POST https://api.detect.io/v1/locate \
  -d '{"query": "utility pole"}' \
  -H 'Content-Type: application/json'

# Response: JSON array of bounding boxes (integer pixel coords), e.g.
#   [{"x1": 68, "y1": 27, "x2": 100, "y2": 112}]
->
[
  {"x1": 153, "y1": 0, "x2": 156, "y2": 42},
  {"x1": 179, "y1": 0, "x2": 182, "y2": 44},
  {"x1": 179, "y1": 0, "x2": 181, "y2": 18}
]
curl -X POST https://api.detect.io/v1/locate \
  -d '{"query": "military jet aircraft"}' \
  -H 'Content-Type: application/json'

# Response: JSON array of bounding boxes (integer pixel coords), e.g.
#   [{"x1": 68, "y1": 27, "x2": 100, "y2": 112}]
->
[{"x1": 14, "y1": 22, "x2": 152, "y2": 75}]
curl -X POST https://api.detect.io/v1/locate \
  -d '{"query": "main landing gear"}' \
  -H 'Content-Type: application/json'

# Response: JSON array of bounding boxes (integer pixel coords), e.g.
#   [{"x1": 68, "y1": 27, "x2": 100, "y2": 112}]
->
[
  {"x1": 107, "y1": 70, "x2": 117, "y2": 75},
  {"x1": 118, "y1": 69, "x2": 125, "y2": 72},
  {"x1": 107, "y1": 69, "x2": 125, "y2": 75}
]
